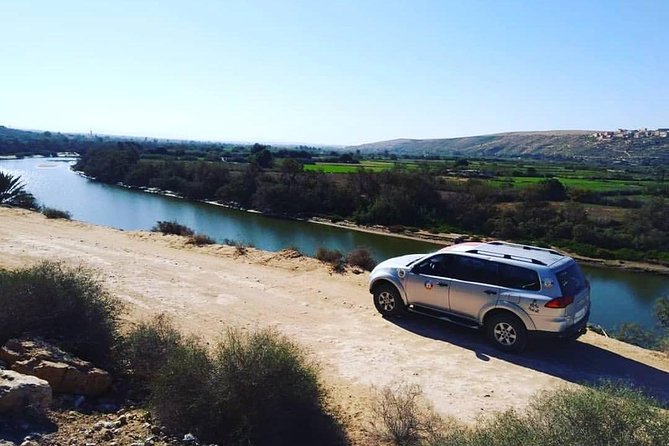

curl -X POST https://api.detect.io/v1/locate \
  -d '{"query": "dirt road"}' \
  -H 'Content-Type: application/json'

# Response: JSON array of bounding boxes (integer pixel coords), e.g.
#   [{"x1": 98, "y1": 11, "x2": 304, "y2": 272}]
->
[{"x1": 1, "y1": 207, "x2": 667, "y2": 425}]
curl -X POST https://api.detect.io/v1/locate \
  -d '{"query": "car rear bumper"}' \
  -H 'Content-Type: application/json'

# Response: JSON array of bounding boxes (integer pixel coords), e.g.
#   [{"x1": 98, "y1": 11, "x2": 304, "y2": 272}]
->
[{"x1": 533, "y1": 310, "x2": 590, "y2": 340}]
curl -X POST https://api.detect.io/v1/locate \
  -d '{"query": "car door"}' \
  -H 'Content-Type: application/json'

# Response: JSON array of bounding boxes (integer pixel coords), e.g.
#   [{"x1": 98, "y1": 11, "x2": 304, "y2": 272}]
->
[
  {"x1": 404, "y1": 254, "x2": 451, "y2": 311},
  {"x1": 447, "y1": 256, "x2": 500, "y2": 319}
]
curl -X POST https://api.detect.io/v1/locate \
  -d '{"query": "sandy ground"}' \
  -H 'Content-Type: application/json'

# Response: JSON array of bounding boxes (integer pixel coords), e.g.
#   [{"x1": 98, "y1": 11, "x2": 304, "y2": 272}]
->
[{"x1": 1, "y1": 207, "x2": 668, "y2": 431}]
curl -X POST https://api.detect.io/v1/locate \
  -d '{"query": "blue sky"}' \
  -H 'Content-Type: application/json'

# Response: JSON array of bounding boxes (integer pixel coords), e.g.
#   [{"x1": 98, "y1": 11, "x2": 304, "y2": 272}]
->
[{"x1": 1, "y1": 1, "x2": 667, "y2": 145}]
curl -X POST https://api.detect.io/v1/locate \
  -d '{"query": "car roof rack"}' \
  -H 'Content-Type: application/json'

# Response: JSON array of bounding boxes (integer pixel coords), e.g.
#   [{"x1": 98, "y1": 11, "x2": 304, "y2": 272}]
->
[
  {"x1": 487, "y1": 241, "x2": 562, "y2": 256},
  {"x1": 465, "y1": 249, "x2": 548, "y2": 266}
]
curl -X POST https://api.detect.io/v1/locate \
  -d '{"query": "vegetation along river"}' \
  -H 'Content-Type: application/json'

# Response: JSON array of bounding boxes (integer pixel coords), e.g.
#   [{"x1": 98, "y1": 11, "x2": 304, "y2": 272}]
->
[{"x1": 2, "y1": 157, "x2": 667, "y2": 332}]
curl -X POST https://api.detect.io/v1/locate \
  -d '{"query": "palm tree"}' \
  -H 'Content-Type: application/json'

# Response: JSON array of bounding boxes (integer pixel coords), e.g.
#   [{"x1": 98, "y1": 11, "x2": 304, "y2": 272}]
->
[{"x1": 0, "y1": 171, "x2": 36, "y2": 208}]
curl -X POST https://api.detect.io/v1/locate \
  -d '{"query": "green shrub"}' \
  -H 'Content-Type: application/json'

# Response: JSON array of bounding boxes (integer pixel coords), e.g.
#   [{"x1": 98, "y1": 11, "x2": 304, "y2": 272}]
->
[
  {"x1": 150, "y1": 338, "x2": 213, "y2": 434},
  {"x1": 151, "y1": 220, "x2": 194, "y2": 236},
  {"x1": 655, "y1": 297, "x2": 669, "y2": 329},
  {"x1": 434, "y1": 384, "x2": 669, "y2": 446},
  {"x1": 186, "y1": 233, "x2": 216, "y2": 246},
  {"x1": 0, "y1": 261, "x2": 121, "y2": 369},
  {"x1": 614, "y1": 323, "x2": 660, "y2": 349},
  {"x1": 517, "y1": 384, "x2": 669, "y2": 446},
  {"x1": 150, "y1": 328, "x2": 345, "y2": 445},
  {"x1": 370, "y1": 383, "x2": 669, "y2": 446},
  {"x1": 124, "y1": 314, "x2": 183, "y2": 384},
  {"x1": 345, "y1": 247, "x2": 377, "y2": 271},
  {"x1": 41, "y1": 207, "x2": 72, "y2": 220}
]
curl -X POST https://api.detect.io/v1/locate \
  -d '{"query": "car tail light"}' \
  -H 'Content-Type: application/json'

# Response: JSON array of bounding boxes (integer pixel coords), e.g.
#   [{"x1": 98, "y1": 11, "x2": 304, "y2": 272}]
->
[{"x1": 545, "y1": 295, "x2": 574, "y2": 308}]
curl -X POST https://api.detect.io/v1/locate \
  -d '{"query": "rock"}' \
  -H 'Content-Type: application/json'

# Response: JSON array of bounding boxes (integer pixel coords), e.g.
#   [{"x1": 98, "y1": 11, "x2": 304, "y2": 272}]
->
[
  {"x1": 0, "y1": 370, "x2": 52, "y2": 414},
  {"x1": 0, "y1": 441, "x2": 17, "y2": 446},
  {"x1": 0, "y1": 360, "x2": 7, "y2": 369},
  {"x1": 93, "y1": 420, "x2": 116, "y2": 431},
  {"x1": 0, "y1": 337, "x2": 112, "y2": 396},
  {"x1": 183, "y1": 433, "x2": 197, "y2": 443},
  {"x1": 115, "y1": 414, "x2": 128, "y2": 426}
]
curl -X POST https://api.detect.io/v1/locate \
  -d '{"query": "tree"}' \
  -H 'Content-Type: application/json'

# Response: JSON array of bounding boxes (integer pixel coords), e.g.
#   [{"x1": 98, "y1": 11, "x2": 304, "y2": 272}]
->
[
  {"x1": 527, "y1": 178, "x2": 567, "y2": 201},
  {"x1": 0, "y1": 172, "x2": 36, "y2": 208},
  {"x1": 250, "y1": 148, "x2": 273, "y2": 168}
]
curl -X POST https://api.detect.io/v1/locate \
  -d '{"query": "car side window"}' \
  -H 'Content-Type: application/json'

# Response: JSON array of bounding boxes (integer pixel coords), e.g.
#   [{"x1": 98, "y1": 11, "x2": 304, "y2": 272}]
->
[
  {"x1": 411, "y1": 254, "x2": 450, "y2": 277},
  {"x1": 450, "y1": 256, "x2": 498, "y2": 284},
  {"x1": 498, "y1": 264, "x2": 541, "y2": 291}
]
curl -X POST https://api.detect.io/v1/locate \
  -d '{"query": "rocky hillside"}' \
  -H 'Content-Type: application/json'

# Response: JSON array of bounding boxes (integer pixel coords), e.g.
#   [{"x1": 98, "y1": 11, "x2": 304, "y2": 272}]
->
[{"x1": 350, "y1": 130, "x2": 669, "y2": 164}]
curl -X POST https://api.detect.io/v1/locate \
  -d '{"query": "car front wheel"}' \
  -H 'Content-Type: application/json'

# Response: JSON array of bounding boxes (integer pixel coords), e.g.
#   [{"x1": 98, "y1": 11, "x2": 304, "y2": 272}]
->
[
  {"x1": 486, "y1": 313, "x2": 527, "y2": 352},
  {"x1": 373, "y1": 284, "x2": 406, "y2": 317}
]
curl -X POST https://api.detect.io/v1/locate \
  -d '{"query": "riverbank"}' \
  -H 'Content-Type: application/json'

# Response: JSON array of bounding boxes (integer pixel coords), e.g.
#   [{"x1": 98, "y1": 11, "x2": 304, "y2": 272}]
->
[
  {"x1": 1, "y1": 206, "x2": 667, "y2": 432},
  {"x1": 65, "y1": 165, "x2": 669, "y2": 275},
  {"x1": 307, "y1": 216, "x2": 669, "y2": 275}
]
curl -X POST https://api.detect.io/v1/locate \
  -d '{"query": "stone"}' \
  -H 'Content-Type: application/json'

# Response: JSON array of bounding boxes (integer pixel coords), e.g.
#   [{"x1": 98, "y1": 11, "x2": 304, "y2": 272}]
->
[
  {"x1": 183, "y1": 433, "x2": 197, "y2": 443},
  {"x1": 0, "y1": 370, "x2": 52, "y2": 414},
  {"x1": 0, "y1": 337, "x2": 112, "y2": 396}
]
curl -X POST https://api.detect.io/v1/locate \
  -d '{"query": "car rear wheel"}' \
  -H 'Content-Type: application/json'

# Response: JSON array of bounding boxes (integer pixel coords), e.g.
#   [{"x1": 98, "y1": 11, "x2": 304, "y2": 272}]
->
[
  {"x1": 373, "y1": 284, "x2": 406, "y2": 317},
  {"x1": 486, "y1": 313, "x2": 527, "y2": 352}
]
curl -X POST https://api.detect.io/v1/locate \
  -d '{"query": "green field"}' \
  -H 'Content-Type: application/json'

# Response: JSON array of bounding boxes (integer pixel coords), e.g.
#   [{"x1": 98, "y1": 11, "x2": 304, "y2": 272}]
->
[
  {"x1": 301, "y1": 158, "x2": 665, "y2": 193},
  {"x1": 304, "y1": 161, "x2": 401, "y2": 173},
  {"x1": 490, "y1": 176, "x2": 660, "y2": 192}
]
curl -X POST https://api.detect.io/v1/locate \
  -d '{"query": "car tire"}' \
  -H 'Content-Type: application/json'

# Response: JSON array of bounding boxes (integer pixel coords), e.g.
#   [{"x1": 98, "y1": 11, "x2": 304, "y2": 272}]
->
[
  {"x1": 373, "y1": 284, "x2": 406, "y2": 317},
  {"x1": 486, "y1": 313, "x2": 528, "y2": 353}
]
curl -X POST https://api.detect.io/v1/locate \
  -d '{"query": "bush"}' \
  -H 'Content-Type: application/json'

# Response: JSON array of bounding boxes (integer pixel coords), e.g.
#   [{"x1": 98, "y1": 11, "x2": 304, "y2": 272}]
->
[
  {"x1": 614, "y1": 323, "x2": 660, "y2": 349},
  {"x1": 369, "y1": 383, "x2": 669, "y2": 446},
  {"x1": 368, "y1": 383, "x2": 446, "y2": 446},
  {"x1": 152, "y1": 220, "x2": 194, "y2": 236},
  {"x1": 150, "y1": 338, "x2": 213, "y2": 435},
  {"x1": 345, "y1": 247, "x2": 377, "y2": 271},
  {"x1": 150, "y1": 328, "x2": 345, "y2": 445},
  {"x1": 316, "y1": 246, "x2": 343, "y2": 265},
  {"x1": 513, "y1": 383, "x2": 669, "y2": 446},
  {"x1": 124, "y1": 314, "x2": 184, "y2": 384},
  {"x1": 0, "y1": 261, "x2": 121, "y2": 369},
  {"x1": 224, "y1": 238, "x2": 251, "y2": 255},
  {"x1": 42, "y1": 207, "x2": 72, "y2": 220},
  {"x1": 186, "y1": 233, "x2": 216, "y2": 246}
]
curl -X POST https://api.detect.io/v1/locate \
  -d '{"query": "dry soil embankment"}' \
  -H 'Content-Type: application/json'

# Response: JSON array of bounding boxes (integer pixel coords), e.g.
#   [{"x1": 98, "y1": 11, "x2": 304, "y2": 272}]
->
[{"x1": 1, "y1": 207, "x2": 667, "y2": 427}]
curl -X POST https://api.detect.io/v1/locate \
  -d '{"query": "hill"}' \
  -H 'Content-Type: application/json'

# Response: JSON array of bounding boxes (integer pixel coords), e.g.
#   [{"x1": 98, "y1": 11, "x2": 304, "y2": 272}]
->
[{"x1": 350, "y1": 130, "x2": 669, "y2": 164}]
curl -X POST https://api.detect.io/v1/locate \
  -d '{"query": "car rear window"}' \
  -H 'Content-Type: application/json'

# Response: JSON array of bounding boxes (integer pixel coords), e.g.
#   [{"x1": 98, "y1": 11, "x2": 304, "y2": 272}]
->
[
  {"x1": 556, "y1": 263, "x2": 587, "y2": 296},
  {"x1": 498, "y1": 264, "x2": 541, "y2": 291}
]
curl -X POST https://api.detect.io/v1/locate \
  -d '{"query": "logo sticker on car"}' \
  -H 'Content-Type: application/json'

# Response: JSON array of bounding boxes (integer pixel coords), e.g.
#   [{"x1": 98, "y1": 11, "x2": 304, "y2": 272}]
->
[
  {"x1": 529, "y1": 300, "x2": 540, "y2": 313},
  {"x1": 425, "y1": 281, "x2": 433, "y2": 290}
]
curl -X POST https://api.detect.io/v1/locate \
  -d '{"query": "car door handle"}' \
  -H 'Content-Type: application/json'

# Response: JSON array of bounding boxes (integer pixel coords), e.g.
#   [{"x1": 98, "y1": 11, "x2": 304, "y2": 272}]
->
[
  {"x1": 437, "y1": 282, "x2": 448, "y2": 287},
  {"x1": 484, "y1": 290, "x2": 497, "y2": 295}
]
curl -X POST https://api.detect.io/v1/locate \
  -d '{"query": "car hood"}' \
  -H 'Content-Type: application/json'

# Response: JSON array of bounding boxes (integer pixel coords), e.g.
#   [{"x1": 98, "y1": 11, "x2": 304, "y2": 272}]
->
[{"x1": 375, "y1": 254, "x2": 425, "y2": 270}]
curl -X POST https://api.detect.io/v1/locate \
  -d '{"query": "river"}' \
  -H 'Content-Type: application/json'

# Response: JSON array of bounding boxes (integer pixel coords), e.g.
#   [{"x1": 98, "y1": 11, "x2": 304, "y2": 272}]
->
[{"x1": 2, "y1": 157, "x2": 667, "y2": 332}]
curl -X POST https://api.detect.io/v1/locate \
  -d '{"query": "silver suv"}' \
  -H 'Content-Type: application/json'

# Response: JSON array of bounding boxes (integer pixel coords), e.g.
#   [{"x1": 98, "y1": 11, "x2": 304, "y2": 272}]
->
[{"x1": 369, "y1": 241, "x2": 590, "y2": 352}]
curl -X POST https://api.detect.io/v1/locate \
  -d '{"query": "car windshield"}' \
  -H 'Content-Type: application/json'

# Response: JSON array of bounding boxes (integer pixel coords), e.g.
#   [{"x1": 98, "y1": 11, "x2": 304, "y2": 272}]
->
[{"x1": 406, "y1": 252, "x2": 437, "y2": 267}]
